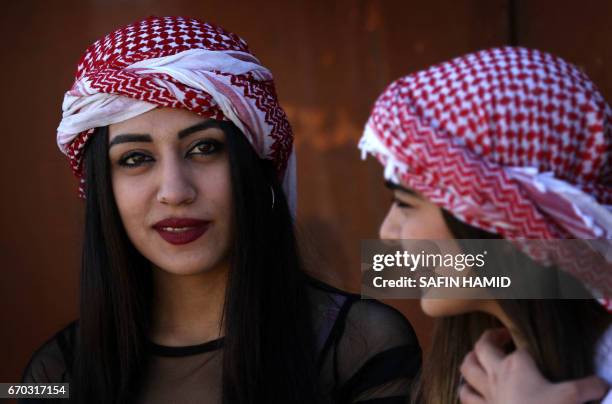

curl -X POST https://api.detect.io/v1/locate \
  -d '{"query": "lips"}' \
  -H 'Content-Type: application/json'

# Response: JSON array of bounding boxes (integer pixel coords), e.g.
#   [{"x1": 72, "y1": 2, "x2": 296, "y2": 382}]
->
[{"x1": 152, "y1": 218, "x2": 210, "y2": 245}]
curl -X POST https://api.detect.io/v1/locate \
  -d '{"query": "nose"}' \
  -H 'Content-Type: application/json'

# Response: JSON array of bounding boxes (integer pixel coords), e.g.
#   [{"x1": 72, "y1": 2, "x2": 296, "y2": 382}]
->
[
  {"x1": 156, "y1": 156, "x2": 197, "y2": 206},
  {"x1": 379, "y1": 206, "x2": 399, "y2": 240}
]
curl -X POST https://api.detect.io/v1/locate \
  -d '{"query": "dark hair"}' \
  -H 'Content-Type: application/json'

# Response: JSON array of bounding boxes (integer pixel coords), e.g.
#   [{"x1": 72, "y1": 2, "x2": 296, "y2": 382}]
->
[
  {"x1": 414, "y1": 209, "x2": 611, "y2": 404},
  {"x1": 73, "y1": 122, "x2": 323, "y2": 403}
]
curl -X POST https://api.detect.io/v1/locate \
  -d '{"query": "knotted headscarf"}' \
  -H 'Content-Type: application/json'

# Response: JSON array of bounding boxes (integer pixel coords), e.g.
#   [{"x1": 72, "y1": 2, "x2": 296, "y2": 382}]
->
[
  {"x1": 359, "y1": 47, "x2": 612, "y2": 309},
  {"x1": 57, "y1": 16, "x2": 296, "y2": 213}
]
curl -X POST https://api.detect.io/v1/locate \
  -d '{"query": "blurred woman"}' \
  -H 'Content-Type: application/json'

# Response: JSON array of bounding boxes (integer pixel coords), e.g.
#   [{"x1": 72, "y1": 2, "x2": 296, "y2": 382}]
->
[{"x1": 359, "y1": 47, "x2": 612, "y2": 403}]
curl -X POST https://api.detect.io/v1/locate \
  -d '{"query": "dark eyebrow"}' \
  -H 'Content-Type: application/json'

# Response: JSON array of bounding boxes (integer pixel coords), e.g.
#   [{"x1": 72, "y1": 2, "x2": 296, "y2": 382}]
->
[
  {"x1": 178, "y1": 119, "x2": 222, "y2": 140},
  {"x1": 108, "y1": 134, "x2": 152, "y2": 148},
  {"x1": 385, "y1": 180, "x2": 420, "y2": 197},
  {"x1": 108, "y1": 120, "x2": 222, "y2": 148}
]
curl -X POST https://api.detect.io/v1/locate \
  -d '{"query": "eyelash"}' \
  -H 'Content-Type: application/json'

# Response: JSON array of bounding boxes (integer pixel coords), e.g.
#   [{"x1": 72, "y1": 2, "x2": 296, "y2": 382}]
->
[
  {"x1": 117, "y1": 139, "x2": 224, "y2": 168},
  {"x1": 118, "y1": 152, "x2": 153, "y2": 167},
  {"x1": 186, "y1": 139, "x2": 223, "y2": 157},
  {"x1": 392, "y1": 197, "x2": 413, "y2": 209}
]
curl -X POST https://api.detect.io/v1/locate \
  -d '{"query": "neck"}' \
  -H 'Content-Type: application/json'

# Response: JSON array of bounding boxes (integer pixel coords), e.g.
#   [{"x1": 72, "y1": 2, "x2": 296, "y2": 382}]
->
[{"x1": 150, "y1": 263, "x2": 229, "y2": 347}]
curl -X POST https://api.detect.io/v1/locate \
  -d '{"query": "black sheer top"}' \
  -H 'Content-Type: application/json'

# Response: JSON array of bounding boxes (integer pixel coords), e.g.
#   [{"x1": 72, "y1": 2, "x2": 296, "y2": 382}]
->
[{"x1": 21, "y1": 279, "x2": 421, "y2": 403}]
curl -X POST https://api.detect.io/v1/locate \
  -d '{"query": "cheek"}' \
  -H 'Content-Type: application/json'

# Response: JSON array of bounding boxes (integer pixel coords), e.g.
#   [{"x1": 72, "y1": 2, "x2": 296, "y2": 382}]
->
[
  {"x1": 208, "y1": 162, "x2": 230, "y2": 200},
  {"x1": 111, "y1": 173, "x2": 151, "y2": 236},
  {"x1": 196, "y1": 162, "x2": 233, "y2": 225}
]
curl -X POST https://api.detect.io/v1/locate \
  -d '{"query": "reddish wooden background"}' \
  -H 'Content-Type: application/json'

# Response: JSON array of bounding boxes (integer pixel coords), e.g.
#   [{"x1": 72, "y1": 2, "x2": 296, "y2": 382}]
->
[{"x1": 1, "y1": 0, "x2": 610, "y2": 385}]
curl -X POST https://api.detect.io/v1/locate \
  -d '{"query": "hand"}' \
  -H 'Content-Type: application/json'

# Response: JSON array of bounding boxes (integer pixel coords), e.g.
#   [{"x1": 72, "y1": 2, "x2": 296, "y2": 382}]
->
[{"x1": 458, "y1": 328, "x2": 609, "y2": 404}]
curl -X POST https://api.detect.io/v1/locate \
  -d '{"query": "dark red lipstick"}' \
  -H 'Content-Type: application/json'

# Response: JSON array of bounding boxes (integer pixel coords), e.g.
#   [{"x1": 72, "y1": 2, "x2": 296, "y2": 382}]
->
[{"x1": 152, "y1": 218, "x2": 210, "y2": 245}]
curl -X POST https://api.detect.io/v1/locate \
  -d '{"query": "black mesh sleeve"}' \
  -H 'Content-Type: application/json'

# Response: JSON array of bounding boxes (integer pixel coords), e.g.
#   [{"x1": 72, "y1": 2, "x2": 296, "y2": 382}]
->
[{"x1": 322, "y1": 298, "x2": 422, "y2": 403}]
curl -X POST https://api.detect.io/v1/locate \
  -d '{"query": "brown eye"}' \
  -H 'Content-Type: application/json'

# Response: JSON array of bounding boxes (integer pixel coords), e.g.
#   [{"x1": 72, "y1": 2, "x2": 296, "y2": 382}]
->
[
  {"x1": 187, "y1": 139, "x2": 223, "y2": 157},
  {"x1": 391, "y1": 196, "x2": 413, "y2": 209},
  {"x1": 119, "y1": 152, "x2": 154, "y2": 168}
]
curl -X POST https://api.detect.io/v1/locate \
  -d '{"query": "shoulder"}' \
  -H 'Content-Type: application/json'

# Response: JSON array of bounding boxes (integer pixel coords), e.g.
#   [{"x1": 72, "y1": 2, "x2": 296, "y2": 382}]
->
[
  {"x1": 343, "y1": 298, "x2": 419, "y2": 348},
  {"x1": 305, "y1": 275, "x2": 421, "y2": 365},
  {"x1": 306, "y1": 276, "x2": 422, "y2": 401},
  {"x1": 335, "y1": 295, "x2": 421, "y2": 374},
  {"x1": 305, "y1": 275, "x2": 419, "y2": 347},
  {"x1": 21, "y1": 321, "x2": 78, "y2": 383}
]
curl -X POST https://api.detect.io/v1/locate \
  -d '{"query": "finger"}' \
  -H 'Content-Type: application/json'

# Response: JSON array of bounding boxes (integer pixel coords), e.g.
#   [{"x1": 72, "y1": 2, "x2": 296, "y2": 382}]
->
[
  {"x1": 473, "y1": 328, "x2": 511, "y2": 373},
  {"x1": 510, "y1": 348, "x2": 538, "y2": 370},
  {"x1": 458, "y1": 382, "x2": 486, "y2": 404},
  {"x1": 565, "y1": 375, "x2": 609, "y2": 403},
  {"x1": 482, "y1": 327, "x2": 512, "y2": 346},
  {"x1": 460, "y1": 350, "x2": 489, "y2": 396}
]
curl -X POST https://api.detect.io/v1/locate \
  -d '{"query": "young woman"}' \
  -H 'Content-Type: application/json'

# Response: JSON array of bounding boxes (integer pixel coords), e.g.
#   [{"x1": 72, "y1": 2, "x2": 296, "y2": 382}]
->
[
  {"x1": 358, "y1": 47, "x2": 612, "y2": 403},
  {"x1": 21, "y1": 16, "x2": 421, "y2": 403}
]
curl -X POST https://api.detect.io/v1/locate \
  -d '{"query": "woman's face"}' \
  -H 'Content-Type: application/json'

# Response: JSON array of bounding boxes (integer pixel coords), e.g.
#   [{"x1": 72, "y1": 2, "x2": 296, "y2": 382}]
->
[
  {"x1": 379, "y1": 182, "x2": 499, "y2": 317},
  {"x1": 108, "y1": 107, "x2": 233, "y2": 276}
]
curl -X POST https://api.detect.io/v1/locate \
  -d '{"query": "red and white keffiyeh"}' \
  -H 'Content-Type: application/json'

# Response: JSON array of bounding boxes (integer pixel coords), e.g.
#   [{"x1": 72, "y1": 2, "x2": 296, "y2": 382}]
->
[
  {"x1": 57, "y1": 16, "x2": 296, "y2": 213},
  {"x1": 359, "y1": 47, "x2": 612, "y2": 309}
]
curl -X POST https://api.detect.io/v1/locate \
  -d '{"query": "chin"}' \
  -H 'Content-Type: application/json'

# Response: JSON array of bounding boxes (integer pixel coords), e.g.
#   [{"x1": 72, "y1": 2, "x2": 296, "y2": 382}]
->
[
  {"x1": 143, "y1": 245, "x2": 227, "y2": 275},
  {"x1": 420, "y1": 297, "x2": 474, "y2": 317},
  {"x1": 150, "y1": 254, "x2": 227, "y2": 276},
  {"x1": 142, "y1": 234, "x2": 231, "y2": 276},
  {"x1": 155, "y1": 263, "x2": 211, "y2": 276}
]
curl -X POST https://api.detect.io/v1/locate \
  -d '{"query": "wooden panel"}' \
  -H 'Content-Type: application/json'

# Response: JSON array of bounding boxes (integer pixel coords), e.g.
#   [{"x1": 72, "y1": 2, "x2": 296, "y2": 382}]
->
[{"x1": 515, "y1": 0, "x2": 612, "y2": 101}]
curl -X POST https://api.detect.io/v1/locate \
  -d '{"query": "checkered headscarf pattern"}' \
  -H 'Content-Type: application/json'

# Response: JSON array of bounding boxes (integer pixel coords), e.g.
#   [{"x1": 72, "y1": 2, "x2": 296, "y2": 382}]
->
[
  {"x1": 57, "y1": 16, "x2": 294, "y2": 203},
  {"x1": 359, "y1": 47, "x2": 612, "y2": 308}
]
